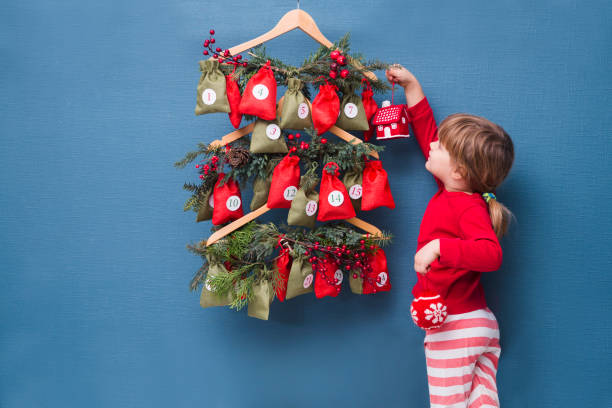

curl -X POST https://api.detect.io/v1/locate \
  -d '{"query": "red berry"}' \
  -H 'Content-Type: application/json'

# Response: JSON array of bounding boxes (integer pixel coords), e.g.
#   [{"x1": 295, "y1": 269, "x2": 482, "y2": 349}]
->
[
  {"x1": 345, "y1": 265, "x2": 351, "y2": 270},
  {"x1": 329, "y1": 70, "x2": 337, "y2": 79},
  {"x1": 340, "y1": 69, "x2": 349, "y2": 79},
  {"x1": 213, "y1": 54, "x2": 218, "y2": 59},
  {"x1": 337, "y1": 55, "x2": 347, "y2": 65},
  {"x1": 330, "y1": 50, "x2": 340, "y2": 60},
  {"x1": 223, "y1": 49, "x2": 229, "y2": 57},
  {"x1": 330, "y1": 62, "x2": 338, "y2": 71},
  {"x1": 288, "y1": 134, "x2": 294, "y2": 140},
  {"x1": 199, "y1": 175, "x2": 204, "y2": 179},
  {"x1": 233, "y1": 56, "x2": 238, "y2": 62},
  {"x1": 203, "y1": 50, "x2": 209, "y2": 55},
  {"x1": 204, "y1": 40, "x2": 210, "y2": 47},
  {"x1": 236, "y1": 55, "x2": 242, "y2": 60},
  {"x1": 215, "y1": 47, "x2": 221, "y2": 52},
  {"x1": 195, "y1": 164, "x2": 200, "y2": 168},
  {"x1": 295, "y1": 133, "x2": 301, "y2": 138},
  {"x1": 210, "y1": 38, "x2": 215, "y2": 43},
  {"x1": 242, "y1": 62, "x2": 247, "y2": 67},
  {"x1": 321, "y1": 138, "x2": 327, "y2": 144},
  {"x1": 352, "y1": 274, "x2": 357, "y2": 279},
  {"x1": 360, "y1": 240, "x2": 365, "y2": 244},
  {"x1": 209, "y1": 29, "x2": 215, "y2": 35}
]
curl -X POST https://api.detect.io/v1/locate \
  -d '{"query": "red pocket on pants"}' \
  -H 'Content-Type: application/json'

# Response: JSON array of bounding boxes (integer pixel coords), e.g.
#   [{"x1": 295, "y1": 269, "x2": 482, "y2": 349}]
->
[
  {"x1": 267, "y1": 154, "x2": 301, "y2": 209},
  {"x1": 212, "y1": 173, "x2": 244, "y2": 225},
  {"x1": 362, "y1": 247, "x2": 391, "y2": 294},
  {"x1": 238, "y1": 61, "x2": 277, "y2": 121},
  {"x1": 226, "y1": 73, "x2": 243, "y2": 129},
  {"x1": 311, "y1": 80, "x2": 340, "y2": 135},
  {"x1": 317, "y1": 162, "x2": 356, "y2": 221},
  {"x1": 361, "y1": 160, "x2": 395, "y2": 210},
  {"x1": 314, "y1": 256, "x2": 343, "y2": 299}
]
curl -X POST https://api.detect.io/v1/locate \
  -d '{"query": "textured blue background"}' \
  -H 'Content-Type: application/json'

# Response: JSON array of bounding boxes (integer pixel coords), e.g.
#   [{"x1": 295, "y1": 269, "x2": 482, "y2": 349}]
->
[{"x1": 1, "y1": 0, "x2": 611, "y2": 407}]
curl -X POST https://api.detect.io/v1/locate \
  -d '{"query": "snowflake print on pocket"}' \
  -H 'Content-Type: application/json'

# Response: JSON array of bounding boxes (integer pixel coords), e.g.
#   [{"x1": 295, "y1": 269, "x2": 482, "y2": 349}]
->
[{"x1": 424, "y1": 303, "x2": 448, "y2": 325}]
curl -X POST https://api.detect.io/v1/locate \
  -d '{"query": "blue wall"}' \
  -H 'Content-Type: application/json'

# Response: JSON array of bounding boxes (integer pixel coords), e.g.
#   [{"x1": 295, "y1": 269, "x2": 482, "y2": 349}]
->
[{"x1": 2, "y1": 1, "x2": 611, "y2": 406}]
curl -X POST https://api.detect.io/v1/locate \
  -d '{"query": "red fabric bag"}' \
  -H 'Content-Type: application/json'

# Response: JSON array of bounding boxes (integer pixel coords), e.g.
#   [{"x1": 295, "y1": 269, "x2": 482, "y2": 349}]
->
[
  {"x1": 275, "y1": 247, "x2": 292, "y2": 302},
  {"x1": 361, "y1": 160, "x2": 395, "y2": 211},
  {"x1": 226, "y1": 72, "x2": 243, "y2": 129},
  {"x1": 361, "y1": 79, "x2": 378, "y2": 142},
  {"x1": 311, "y1": 79, "x2": 340, "y2": 135},
  {"x1": 314, "y1": 256, "x2": 343, "y2": 299},
  {"x1": 267, "y1": 154, "x2": 300, "y2": 209},
  {"x1": 317, "y1": 162, "x2": 356, "y2": 221},
  {"x1": 212, "y1": 173, "x2": 244, "y2": 225},
  {"x1": 238, "y1": 61, "x2": 277, "y2": 121},
  {"x1": 362, "y1": 247, "x2": 392, "y2": 294}
]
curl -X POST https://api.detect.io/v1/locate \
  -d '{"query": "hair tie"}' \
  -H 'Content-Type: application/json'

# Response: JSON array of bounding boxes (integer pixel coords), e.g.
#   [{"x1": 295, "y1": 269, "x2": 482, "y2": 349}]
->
[{"x1": 482, "y1": 192, "x2": 496, "y2": 203}]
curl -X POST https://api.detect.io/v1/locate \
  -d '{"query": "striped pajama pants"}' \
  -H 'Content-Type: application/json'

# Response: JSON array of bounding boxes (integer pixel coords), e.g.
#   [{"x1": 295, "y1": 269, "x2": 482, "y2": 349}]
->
[{"x1": 424, "y1": 308, "x2": 501, "y2": 408}]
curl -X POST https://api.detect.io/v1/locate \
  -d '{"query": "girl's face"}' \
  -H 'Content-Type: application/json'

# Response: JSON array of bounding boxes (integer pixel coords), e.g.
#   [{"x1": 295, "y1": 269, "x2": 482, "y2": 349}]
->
[{"x1": 426, "y1": 139, "x2": 458, "y2": 184}]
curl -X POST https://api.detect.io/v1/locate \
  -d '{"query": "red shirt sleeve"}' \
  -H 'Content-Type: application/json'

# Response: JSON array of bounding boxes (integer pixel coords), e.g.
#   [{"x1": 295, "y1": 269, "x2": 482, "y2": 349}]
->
[
  {"x1": 407, "y1": 97, "x2": 442, "y2": 187},
  {"x1": 438, "y1": 205, "x2": 503, "y2": 272}
]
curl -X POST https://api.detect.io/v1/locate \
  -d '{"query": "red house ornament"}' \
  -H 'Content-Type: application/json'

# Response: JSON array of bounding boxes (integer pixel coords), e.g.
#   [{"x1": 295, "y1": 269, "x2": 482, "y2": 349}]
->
[{"x1": 371, "y1": 85, "x2": 410, "y2": 140}]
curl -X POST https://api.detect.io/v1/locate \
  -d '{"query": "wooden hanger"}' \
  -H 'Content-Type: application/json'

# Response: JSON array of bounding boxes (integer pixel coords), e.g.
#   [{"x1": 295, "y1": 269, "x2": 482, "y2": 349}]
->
[{"x1": 205, "y1": 8, "x2": 384, "y2": 246}]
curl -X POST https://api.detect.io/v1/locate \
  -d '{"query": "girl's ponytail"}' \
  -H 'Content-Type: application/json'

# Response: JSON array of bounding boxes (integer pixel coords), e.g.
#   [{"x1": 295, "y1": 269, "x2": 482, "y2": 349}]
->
[{"x1": 483, "y1": 193, "x2": 512, "y2": 239}]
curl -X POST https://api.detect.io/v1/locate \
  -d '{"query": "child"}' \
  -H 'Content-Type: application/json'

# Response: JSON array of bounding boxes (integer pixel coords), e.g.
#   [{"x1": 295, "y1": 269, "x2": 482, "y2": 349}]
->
[{"x1": 385, "y1": 65, "x2": 514, "y2": 407}]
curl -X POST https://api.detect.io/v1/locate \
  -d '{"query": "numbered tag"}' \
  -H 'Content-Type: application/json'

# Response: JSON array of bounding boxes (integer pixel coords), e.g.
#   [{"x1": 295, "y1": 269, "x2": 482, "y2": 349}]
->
[
  {"x1": 303, "y1": 273, "x2": 313, "y2": 288},
  {"x1": 376, "y1": 272, "x2": 388, "y2": 287},
  {"x1": 305, "y1": 200, "x2": 318, "y2": 216},
  {"x1": 252, "y1": 84, "x2": 269, "y2": 100},
  {"x1": 334, "y1": 269, "x2": 343, "y2": 285},
  {"x1": 348, "y1": 184, "x2": 362, "y2": 200},
  {"x1": 225, "y1": 195, "x2": 241, "y2": 211},
  {"x1": 344, "y1": 102, "x2": 358, "y2": 118},
  {"x1": 266, "y1": 124, "x2": 281, "y2": 140},
  {"x1": 297, "y1": 102, "x2": 309, "y2": 119},
  {"x1": 208, "y1": 193, "x2": 214, "y2": 208},
  {"x1": 201, "y1": 89, "x2": 217, "y2": 105},
  {"x1": 283, "y1": 186, "x2": 298, "y2": 201},
  {"x1": 327, "y1": 190, "x2": 345, "y2": 207}
]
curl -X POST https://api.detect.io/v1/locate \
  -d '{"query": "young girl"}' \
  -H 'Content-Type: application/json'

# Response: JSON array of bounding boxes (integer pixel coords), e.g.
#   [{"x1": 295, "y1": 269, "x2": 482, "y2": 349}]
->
[{"x1": 386, "y1": 65, "x2": 514, "y2": 408}]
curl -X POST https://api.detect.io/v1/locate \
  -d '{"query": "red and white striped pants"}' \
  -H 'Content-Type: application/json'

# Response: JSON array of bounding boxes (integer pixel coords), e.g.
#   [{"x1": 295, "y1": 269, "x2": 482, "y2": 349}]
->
[{"x1": 424, "y1": 308, "x2": 501, "y2": 408}]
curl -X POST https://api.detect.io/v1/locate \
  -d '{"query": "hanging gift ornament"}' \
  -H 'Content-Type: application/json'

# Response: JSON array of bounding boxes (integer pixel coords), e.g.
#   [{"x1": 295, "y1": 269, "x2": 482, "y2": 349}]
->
[
  {"x1": 287, "y1": 175, "x2": 319, "y2": 229},
  {"x1": 211, "y1": 173, "x2": 244, "y2": 225},
  {"x1": 285, "y1": 252, "x2": 314, "y2": 300},
  {"x1": 314, "y1": 255, "x2": 343, "y2": 299},
  {"x1": 196, "y1": 189, "x2": 214, "y2": 222},
  {"x1": 280, "y1": 77, "x2": 312, "y2": 130},
  {"x1": 239, "y1": 60, "x2": 278, "y2": 120},
  {"x1": 317, "y1": 162, "x2": 356, "y2": 222},
  {"x1": 361, "y1": 160, "x2": 395, "y2": 211},
  {"x1": 250, "y1": 162, "x2": 274, "y2": 211},
  {"x1": 410, "y1": 287, "x2": 448, "y2": 330},
  {"x1": 225, "y1": 68, "x2": 243, "y2": 128},
  {"x1": 311, "y1": 78, "x2": 340, "y2": 135},
  {"x1": 335, "y1": 84, "x2": 370, "y2": 131},
  {"x1": 371, "y1": 84, "x2": 410, "y2": 140},
  {"x1": 362, "y1": 247, "x2": 391, "y2": 294},
  {"x1": 361, "y1": 78, "x2": 379, "y2": 142},
  {"x1": 248, "y1": 277, "x2": 275, "y2": 320},
  {"x1": 343, "y1": 165, "x2": 363, "y2": 212},
  {"x1": 195, "y1": 60, "x2": 231, "y2": 115},
  {"x1": 274, "y1": 238, "x2": 293, "y2": 302},
  {"x1": 250, "y1": 119, "x2": 288, "y2": 154},
  {"x1": 267, "y1": 153, "x2": 301, "y2": 209}
]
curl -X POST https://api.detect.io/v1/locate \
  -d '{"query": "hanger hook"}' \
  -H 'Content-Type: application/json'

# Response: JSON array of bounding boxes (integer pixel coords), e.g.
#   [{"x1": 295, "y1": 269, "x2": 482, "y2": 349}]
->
[{"x1": 297, "y1": 0, "x2": 300, "y2": 9}]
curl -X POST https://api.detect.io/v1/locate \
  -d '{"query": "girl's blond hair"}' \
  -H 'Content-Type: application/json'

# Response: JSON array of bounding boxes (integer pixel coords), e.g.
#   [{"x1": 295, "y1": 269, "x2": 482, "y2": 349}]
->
[{"x1": 438, "y1": 114, "x2": 515, "y2": 238}]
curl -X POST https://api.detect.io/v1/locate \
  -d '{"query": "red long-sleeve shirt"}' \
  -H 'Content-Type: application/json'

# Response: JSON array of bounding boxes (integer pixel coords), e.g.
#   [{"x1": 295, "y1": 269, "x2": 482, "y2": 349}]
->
[{"x1": 408, "y1": 97, "x2": 502, "y2": 315}]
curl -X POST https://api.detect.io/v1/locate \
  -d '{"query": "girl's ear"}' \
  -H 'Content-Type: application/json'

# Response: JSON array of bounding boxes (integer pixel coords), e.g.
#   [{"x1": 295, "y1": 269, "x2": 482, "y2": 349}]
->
[{"x1": 451, "y1": 164, "x2": 466, "y2": 181}]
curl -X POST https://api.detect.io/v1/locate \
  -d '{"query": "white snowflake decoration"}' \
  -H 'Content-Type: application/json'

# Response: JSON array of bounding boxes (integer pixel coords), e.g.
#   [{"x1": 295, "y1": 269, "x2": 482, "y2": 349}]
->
[{"x1": 424, "y1": 302, "x2": 448, "y2": 324}]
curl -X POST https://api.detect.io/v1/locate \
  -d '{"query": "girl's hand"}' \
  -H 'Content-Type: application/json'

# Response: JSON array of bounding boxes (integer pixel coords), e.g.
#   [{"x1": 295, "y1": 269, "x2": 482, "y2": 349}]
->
[
  {"x1": 385, "y1": 64, "x2": 419, "y2": 88},
  {"x1": 414, "y1": 239, "x2": 440, "y2": 274},
  {"x1": 385, "y1": 64, "x2": 425, "y2": 108}
]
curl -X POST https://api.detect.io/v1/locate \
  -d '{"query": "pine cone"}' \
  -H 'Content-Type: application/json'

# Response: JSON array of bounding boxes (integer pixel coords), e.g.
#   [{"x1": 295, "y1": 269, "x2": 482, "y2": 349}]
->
[{"x1": 227, "y1": 147, "x2": 250, "y2": 168}]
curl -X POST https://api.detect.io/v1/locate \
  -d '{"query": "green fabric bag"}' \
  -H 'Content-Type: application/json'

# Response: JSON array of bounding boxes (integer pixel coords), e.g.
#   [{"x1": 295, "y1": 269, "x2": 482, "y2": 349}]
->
[
  {"x1": 335, "y1": 85, "x2": 370, "y2": 131},
  {"x1": 247, "y1": 278, "x2": 275, "y2": 320},
  {"x1": 195, "y1": 60, "x2": 231, "y2": 115},
  {"x1": 250, "y1": 119, "x2": 288, "y2": 154},
  {"x1": 196, "y1": 189, "x2": 214, "y2": 222},
  {"x1": 287, "y1": 176, "x2": 319, "y2": 228},
  {"x1": 199, "y1": 262, "x2": 233, "y2": 308},
  {"x1": 280, "y1": 78, "x2": 312, "y2": 130},
  {"x1": 343, "y1": 168, "x2": 363, "y2": 211},
  {"x1": 250, "y1": 175, "x2": 271, "y2": 211},
  {"x1": 285, "y1": 254, "x2": 314, "y2": 300},
  {"x1": 349, "y1": 272, "x2": 363, "y2": 294}
]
